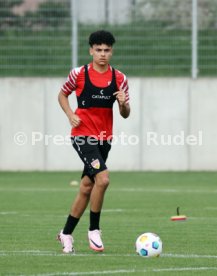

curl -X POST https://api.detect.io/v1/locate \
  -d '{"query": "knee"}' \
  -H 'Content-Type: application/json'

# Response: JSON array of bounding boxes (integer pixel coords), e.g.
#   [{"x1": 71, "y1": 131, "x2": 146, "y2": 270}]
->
[
  {"x1": 96, "y1": 175, "x2": 110, "y2": 190},
  {"x1": 80, "y1": 183, "x2": 93, "y2": 196}
]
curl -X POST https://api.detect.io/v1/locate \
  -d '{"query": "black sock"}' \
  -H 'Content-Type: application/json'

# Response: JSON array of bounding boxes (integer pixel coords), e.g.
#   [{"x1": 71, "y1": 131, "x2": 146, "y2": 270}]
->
[
  {"x1": 63, "y1": 215, "x2": 80, "y2": 235},
  {"x1": 89, "y1": 210, "x2": 101, "y2": 231}
]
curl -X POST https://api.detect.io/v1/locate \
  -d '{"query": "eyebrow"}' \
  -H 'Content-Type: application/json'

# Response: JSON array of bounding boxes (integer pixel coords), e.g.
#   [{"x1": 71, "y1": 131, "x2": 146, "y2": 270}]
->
[{"x1": 95, "y1": 47, "x2": 111, "y2": 51}]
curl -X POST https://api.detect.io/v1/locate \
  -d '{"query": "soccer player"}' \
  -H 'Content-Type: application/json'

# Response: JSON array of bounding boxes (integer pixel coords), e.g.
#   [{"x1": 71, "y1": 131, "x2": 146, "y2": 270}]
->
[{"x1": 57, "y1": 30, "x2": 130, "y2": 253}]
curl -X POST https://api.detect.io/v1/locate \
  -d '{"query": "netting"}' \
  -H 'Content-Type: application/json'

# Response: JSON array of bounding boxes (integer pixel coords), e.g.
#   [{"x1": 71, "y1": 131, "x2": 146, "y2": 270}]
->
[{"x1": 0, "y1": 0, "x2": 216, "y2": 77}]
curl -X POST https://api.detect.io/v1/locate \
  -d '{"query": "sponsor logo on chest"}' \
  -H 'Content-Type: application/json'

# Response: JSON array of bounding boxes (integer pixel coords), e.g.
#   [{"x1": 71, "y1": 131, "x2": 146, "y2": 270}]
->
[{"x1": 92, "y1": 89, "x2": 111, "y2": 100}]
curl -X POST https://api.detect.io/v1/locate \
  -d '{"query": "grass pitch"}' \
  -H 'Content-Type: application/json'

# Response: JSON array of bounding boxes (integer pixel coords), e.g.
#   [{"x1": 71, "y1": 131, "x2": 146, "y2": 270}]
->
[{"x1": 0, "y1": 171, "x2": 217, "y2": 275}]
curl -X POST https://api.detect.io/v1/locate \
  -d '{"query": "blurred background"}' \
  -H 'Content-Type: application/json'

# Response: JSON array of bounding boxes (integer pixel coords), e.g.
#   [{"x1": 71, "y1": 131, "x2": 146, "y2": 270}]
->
[
  {"x1": 0, "y1": 0, "x2": 217, "y2": 171},
  {"x1": 1, "y1": 0, "x2": 217, "y2": 77}
]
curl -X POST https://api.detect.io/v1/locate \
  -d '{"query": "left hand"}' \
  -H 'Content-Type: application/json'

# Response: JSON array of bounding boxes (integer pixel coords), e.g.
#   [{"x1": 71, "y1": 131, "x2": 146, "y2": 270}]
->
[{"x1": 113, "y1": 90, "x2": 126, "y2": 106}]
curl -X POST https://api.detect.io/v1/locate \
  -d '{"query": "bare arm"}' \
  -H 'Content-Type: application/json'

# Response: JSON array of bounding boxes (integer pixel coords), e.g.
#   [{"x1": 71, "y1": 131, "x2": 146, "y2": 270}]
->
[
  {"x1": 118, "y1": 102, "x2": 130, "y2": 118},
  {"x1": 113, "y1": 90, "x2": 130, "y2": 118},
  {"x1": 58, "y1": 90, "x2": 81, "y2": 127}
]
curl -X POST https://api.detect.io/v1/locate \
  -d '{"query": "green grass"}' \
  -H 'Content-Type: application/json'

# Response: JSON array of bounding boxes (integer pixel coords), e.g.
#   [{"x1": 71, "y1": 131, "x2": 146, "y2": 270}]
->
[{"x1": 0, "y1": 171, "x2": 217, "y2": 275}]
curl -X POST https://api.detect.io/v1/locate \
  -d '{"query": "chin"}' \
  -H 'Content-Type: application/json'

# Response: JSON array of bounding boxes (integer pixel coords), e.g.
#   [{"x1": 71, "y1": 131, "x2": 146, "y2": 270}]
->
[{"x1": 99, "y1": 61, "x2": 108, "y2": 65}]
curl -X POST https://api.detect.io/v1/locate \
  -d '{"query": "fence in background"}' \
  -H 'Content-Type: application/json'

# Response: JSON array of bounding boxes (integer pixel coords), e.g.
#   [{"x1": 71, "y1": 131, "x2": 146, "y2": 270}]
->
[{"x1": 0, "y1": 0, "x2": 217, "y2": 78}]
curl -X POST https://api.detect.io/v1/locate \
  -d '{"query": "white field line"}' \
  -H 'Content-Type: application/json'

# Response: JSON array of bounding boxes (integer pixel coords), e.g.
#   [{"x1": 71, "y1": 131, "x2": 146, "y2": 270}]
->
[
  {"x1": 0, "y1": 211, "x2": 18, "y2": 215},
  {"x1": 153, "y1": 267, "x2": 217, "y2": 272},
  {"x1": 0, "y1": 187, "x2": 216, "y2": 194},
  {"x1": 19, "y1": 270, "x2": 135, "y2": 276},
  {"x1": 1, "y1": 210, "x2": 217, "y2": 220},
  {"x1": 102, "y1": 209, "x2": 124, "y2": 212},
  {"x1": 17, "y1": 267, "x2": 217, "y2": 276},
  {"x1": 0, "y1": 209, "x2": 130, "y2": 216},
  {"x1": 0, "y1": 188, "x2": 74, "y2": 192},
  {"x1": 112, "y1": 188, "x2": 217, "y2": 194},
  {"x1": 163, "y1": 253, "x2": 217, "y2": 259},
  {"x1": 205, "y1": 207, "x2": 217, "y2": 210},
  {"x1": 0, "y1": 251, "x2": 217, "y2": 259}
]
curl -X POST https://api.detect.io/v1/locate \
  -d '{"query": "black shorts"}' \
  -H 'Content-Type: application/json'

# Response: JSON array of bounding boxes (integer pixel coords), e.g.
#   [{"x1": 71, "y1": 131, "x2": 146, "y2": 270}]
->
[{"x1": 71, "y1": 136, "x2": 111, "y2": 182}]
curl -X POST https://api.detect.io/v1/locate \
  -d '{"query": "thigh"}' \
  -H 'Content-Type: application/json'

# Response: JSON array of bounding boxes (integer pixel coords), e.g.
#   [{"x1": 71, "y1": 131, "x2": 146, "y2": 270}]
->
[
  {"x1": 71, "y1": 136, "x2": 108, "y2": 177},
  {"x1": 98, "y1": 140, "x2": 112, "y2": 162}
]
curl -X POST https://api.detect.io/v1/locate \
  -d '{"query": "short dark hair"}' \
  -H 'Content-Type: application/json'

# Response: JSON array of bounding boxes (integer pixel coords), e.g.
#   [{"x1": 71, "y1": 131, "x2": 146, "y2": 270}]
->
[{"x1": 89, "y1": 30, "x2": 116, "y2": 47}]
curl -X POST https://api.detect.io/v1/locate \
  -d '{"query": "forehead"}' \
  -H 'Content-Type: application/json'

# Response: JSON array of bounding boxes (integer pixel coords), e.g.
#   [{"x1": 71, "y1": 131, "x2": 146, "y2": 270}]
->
[{"x1": 92, "y1": 44, "x2": 112, "y2": 49}]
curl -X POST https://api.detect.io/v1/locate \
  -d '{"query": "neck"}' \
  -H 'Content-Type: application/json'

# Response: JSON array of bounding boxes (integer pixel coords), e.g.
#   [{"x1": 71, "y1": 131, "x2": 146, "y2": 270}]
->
[{"x1": 92, "y1": 62, "x2": 109, "y2": 73}]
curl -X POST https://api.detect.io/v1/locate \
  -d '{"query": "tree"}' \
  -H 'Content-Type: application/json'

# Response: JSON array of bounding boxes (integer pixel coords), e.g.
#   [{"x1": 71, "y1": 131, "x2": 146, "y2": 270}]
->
[
  {"x1": 24, "y1": 0, "x2": 70, "y2": 29},
  {"x1": 133, "y1": 0, "x2": 217, "y2": 29},
  {"x1": 0, "y1": 0, "x2": 23, "y2": 29}
]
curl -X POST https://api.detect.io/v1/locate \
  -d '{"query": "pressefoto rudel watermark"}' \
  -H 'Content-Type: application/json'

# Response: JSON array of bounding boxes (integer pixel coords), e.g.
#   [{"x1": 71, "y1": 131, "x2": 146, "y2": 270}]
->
[
  {"x1": 13, "y1": 131, "x2": 139, "y2": 146},
  {"x1": 146, "y1": 131, "x2": 203, "y2": 146},
  {"x1": 13, "y1": 131, "x2": 203, "y2": 147}
]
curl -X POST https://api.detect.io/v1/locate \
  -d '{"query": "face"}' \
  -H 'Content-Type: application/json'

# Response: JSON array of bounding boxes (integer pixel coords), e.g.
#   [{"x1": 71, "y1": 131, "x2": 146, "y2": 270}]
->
[{"x1": 89, "y1": 44, "x2": 113, "y2": 66}]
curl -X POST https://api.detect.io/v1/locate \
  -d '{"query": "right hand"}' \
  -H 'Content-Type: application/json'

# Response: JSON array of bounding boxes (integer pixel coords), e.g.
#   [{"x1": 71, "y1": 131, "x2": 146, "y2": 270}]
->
[{"x1": 68, "y1": 114, "x2": 81, "y2": 127}]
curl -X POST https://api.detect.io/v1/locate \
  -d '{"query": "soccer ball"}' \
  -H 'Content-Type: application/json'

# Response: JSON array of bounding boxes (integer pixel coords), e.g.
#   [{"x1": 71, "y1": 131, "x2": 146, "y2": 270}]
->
[{"x1": 135, "y1": 232, "x2": 162, "y2": 257}]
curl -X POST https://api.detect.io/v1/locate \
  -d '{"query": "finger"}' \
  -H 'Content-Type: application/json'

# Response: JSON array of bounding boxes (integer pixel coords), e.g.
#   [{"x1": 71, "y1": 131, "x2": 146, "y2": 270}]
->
[
  {"x1": 113, "y1": 91, "x2": 120, "y2": 96},
  {"x1": 74, "y1": 116, "x2": 81, "y2": 123},
  {"x1": 74, "y1": 119, "x2": 81, "y2": 126},
  {"x1": 70, "y1": 117, "x2": 80, "y2": 127},
  {"x1": 72, "y1": 121, "x2": 80, "y2": 127}
]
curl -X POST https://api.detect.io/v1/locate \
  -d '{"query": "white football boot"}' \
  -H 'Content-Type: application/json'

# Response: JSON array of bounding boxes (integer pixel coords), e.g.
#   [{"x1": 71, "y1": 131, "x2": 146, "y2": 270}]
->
[
  {"x1": 57, "y1": 230, "x2": 75, "y2": 253},
  {"x1": 88, "y1": 229, "x2": 104, "y2": 252}
]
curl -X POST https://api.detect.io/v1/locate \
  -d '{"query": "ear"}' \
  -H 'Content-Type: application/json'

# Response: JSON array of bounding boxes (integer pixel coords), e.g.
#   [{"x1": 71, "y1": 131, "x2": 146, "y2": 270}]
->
[{"x1": 89, "y1": 47, "x2": 93, "y2": 56}]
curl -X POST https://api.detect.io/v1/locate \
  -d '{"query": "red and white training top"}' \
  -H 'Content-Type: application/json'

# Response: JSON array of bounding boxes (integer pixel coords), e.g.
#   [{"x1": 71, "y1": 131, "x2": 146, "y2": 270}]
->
[{"x1": 61, "y1": 63, "x2": 129, "y2": 140}]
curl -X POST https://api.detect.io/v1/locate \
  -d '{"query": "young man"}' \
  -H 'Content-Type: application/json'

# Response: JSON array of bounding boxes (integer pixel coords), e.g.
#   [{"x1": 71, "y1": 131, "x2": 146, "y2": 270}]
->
[{"x1": 57, "y1": 30, "x2": 130, "y2": 253}]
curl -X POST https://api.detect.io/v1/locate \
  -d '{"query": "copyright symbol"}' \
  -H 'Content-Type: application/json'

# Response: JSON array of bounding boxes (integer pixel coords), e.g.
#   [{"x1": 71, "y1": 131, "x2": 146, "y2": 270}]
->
[{"x1": 14, "y1": 132, "x2": 28, "y2": 146}]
